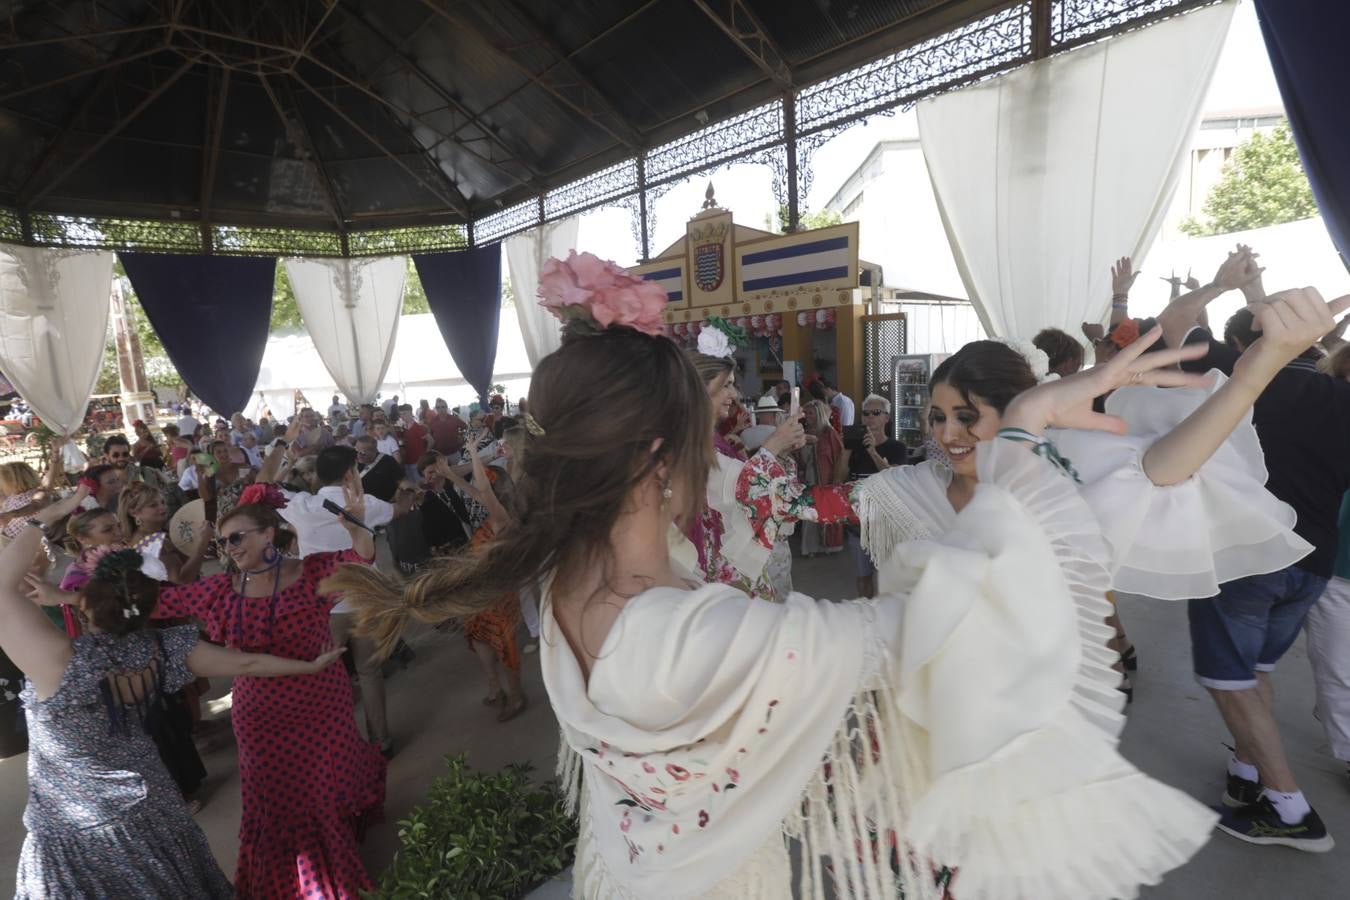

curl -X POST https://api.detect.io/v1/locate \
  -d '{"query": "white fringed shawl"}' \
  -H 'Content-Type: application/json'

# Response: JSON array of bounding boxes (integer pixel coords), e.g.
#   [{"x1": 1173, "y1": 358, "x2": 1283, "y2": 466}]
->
[{"x1": 544, "y1": 442, "x2": 1214, "y2": 899}]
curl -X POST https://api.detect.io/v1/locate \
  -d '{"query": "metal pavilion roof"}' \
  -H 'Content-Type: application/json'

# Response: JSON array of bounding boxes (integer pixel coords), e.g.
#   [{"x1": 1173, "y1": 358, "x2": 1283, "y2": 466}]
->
[{"x1": 0, "y1": 0, "x2": 1216, "y2": 256}]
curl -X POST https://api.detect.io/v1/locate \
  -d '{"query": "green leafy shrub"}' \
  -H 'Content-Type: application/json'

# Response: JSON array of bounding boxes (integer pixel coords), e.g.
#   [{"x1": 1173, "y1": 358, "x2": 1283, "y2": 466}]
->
[{"x1": 375, "y1": 755, "x2": 577, "y2": 900}]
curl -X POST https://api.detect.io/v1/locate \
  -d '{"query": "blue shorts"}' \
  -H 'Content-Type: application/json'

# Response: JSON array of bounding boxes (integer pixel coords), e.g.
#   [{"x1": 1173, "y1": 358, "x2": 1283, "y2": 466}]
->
[{"x1": 1188, "y1": 567, "x2": 1327, "y2": 691}]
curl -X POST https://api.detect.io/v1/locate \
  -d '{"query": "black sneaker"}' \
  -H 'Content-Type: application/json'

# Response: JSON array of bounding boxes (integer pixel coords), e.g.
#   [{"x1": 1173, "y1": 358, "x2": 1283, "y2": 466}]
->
[
  {"x1": 1216, "y1": 796, "x2": 1335, "y2": 852},
  {"x1": 1223, "y1": 772, "x2": 1263, "y2": 808}
]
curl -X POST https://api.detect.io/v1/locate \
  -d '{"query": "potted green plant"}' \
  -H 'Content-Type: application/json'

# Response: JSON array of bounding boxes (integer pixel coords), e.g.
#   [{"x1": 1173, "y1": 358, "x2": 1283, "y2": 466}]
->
[{"x1": 376, "y1": 755, "x2": 576, "y2": 900}]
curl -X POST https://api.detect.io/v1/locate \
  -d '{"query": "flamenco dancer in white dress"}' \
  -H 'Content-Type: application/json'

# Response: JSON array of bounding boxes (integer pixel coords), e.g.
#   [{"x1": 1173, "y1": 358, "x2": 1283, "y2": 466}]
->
[{"x1": 857, "y1": 331, "x2": 1311, "y2": 604}]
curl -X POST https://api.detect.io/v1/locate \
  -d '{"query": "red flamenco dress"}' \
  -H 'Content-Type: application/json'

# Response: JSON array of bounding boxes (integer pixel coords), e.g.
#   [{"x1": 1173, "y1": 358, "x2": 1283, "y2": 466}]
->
[{"x1": 155, "y1": 550, "x2": 387, "y2": 899}]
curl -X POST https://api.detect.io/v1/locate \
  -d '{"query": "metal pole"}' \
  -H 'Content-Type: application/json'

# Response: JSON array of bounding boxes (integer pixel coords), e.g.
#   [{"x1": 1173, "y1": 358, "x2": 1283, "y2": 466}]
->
[
  {"x1": 784, "y1": 92, "x2": 800, "y2": 232},
  {"x1": 638, "y1": 156, "x2": 650, "y2": 261},
  {"x1": 1032, "y1": 0, "x2": 1053, "y2": 59}
]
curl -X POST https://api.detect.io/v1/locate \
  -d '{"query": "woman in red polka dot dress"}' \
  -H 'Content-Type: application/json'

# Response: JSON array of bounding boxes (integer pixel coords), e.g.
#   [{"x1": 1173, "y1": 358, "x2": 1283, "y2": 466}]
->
[{"x1": 154, "y1": 483, "x2": 386, "y2": 899}]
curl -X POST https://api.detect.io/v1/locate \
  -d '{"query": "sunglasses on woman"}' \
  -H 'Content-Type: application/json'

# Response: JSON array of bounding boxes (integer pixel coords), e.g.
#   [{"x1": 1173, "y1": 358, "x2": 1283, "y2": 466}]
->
[{"x1": 223, "y1": 526, "x2": 266, "y2": 547}]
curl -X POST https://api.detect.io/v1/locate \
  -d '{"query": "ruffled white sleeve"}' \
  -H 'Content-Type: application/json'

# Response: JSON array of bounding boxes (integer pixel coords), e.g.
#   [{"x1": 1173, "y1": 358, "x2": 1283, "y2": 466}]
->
[
  {"x1": 892, "y1": 439, "x2": 1215, "y2": 900},
  {"x1": 1051, "y1": 372, "x2": 1312, "y2": 599}
]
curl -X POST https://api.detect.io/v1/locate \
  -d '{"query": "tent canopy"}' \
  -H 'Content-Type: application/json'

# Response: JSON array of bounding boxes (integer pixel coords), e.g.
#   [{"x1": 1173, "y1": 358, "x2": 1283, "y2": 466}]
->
[
  {"x1": 0, "y1": 0, "x2": 1220, "y2": 246},
  {"x1": 0, "y1": 0, "x2": 1042, "y2": 233}
]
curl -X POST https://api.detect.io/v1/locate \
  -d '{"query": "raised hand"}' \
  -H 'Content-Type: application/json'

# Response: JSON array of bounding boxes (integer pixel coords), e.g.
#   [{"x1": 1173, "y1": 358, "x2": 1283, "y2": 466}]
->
[
  {"x1": 1111, "y1": 256, "x2": 1139, "y2": 295},
  {"x1": 1213, "y1": 247, "x2": 1263, "y2": 293},
  {"x1": 762, "y1": 417, "x2": 806, "y2": 456},
  {"x1": 1003, "y1": 328, "x2": 1210, "y2": 437},
  {"x1": 1239, "y1": 288, "x2": 1350, "y2": 372},
  {"x1": 338, "y1": 474, "x2": 367, "y2": 532}
]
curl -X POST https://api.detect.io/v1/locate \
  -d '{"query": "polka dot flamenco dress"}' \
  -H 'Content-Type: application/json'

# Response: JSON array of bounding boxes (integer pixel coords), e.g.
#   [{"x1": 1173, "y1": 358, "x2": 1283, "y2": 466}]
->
[{"x1": 156, "y1": 550, "x2": 387, "y2": 899}]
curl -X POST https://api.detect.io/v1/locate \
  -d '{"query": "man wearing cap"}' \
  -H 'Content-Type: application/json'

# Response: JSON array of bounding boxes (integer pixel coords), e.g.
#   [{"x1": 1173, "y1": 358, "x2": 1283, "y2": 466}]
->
[{"x1": 739, "y1": 394, "x2": 784, "y2": 454}]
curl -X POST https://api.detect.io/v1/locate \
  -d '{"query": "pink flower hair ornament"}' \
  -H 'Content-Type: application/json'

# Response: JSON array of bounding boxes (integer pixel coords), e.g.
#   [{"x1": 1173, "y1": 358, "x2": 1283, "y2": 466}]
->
[{"x1": 537, "y1": 251, "x2": 668, "y2": 338}]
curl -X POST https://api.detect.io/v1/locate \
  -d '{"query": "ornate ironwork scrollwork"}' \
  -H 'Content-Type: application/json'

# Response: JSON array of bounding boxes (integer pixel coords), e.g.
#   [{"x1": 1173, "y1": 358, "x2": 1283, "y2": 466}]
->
[
  {"x1": 796, "y1": 5, "x2": 1032, "y2": 137},
  {"x1": 28, "y1": 214, "x2": 204, "y2": 253},
  {"x1": 211, "y1": 225, "x2": 343, "y2": 257},
  {"x1": 1052, "y1": 0, "x2": 1210, "y2": 46},
  {"x1": 645, "y1": 100, "x2": 784, "y2": 187},
  {"x1": 474, "y1": 199, "x2": 542, "y2": 245},
  {"x1": 545, "y1": 159, "x2": 639, "y2": 221},
  {"x1": 0, "y1": 209, "x2": 23, "y2": 244},
  {"x1": 347, "y1": 224, "x2": 468, "y2": 257}
]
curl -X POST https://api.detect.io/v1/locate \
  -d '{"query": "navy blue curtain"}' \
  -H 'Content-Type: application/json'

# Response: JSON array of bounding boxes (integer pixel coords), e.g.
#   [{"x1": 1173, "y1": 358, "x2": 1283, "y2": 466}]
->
[
  {"x1": 120, "y1": 252, "x2": 276, "y2": 415},
  {"x1": 414, "y1": 244, "x2": 502, "y2": 402},
  {"x1": 1254, "y1": 0, "x2": 1350, "y2": 262}
]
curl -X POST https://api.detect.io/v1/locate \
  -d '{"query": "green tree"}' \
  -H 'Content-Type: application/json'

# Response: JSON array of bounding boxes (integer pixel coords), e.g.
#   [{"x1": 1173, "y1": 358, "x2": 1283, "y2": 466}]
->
[
  {"x1": 1180, "y1": 125, "x2": 1318, "y2": 237},
  {"x1": 763, "y1": 206, "x2": 844, "y2": 234},
  {"x1": 403, "y1": 257, "x2": 431, "y2": 314}
]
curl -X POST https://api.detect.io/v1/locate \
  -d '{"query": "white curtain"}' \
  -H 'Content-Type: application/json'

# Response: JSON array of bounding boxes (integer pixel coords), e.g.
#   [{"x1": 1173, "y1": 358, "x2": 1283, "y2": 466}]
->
[
  {"x1": 505, "y1": 216, "x2": 580, "y2": 366},
  {"x1": 0, "y1": 246, "x2": 115, "y2": 435},
  {"x1": 284, "y1": 255, "x2": 406, "y2": 405},
  {"x1": 917, "y1": 0, "x2": 1236, "y2": 339},
  {"x1": 259, "y1": 389, "x2": 298, "y2": 423}
]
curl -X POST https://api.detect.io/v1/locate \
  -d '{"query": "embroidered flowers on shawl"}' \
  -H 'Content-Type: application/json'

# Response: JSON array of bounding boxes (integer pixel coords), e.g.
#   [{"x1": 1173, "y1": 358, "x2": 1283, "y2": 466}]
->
[{"x1": 735, "y1": 449, "x2": 859, "y2": 551}]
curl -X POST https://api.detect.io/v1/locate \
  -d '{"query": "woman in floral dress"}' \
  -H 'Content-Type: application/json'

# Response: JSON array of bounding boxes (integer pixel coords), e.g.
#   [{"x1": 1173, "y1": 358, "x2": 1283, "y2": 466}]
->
[
  {"x1": 685, "y1": 335, "x2": 853, "y2": 602},
  {"x1": 153, "y1": 482, "x2": 387, "y2": 899}
]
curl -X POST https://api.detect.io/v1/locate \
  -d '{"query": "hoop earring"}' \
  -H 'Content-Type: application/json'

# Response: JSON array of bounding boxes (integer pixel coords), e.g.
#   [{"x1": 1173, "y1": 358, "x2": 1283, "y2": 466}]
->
[{"x1": 261, "y1": 545, "x2": 280, "y2": 565}]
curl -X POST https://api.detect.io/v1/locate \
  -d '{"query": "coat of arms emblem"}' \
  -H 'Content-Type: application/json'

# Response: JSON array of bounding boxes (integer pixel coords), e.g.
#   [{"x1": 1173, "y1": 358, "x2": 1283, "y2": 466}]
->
[
  {"x1": 689, "y1": 219, "x2": 730, "y2": 294},
  {"x1": 694, "y1": 241, "x2": 724, "y2": 292}
]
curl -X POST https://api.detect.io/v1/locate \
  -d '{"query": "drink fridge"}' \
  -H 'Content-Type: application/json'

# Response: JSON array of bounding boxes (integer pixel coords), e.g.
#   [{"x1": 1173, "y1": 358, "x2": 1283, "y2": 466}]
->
[{"x1": 889, "y1": 353, "x2": 948, "y2": 450}]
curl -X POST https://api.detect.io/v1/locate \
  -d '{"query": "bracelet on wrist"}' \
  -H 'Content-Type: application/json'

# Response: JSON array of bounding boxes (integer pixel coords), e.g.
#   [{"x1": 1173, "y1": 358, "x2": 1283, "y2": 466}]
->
[
  {"x1": 996, "y1": 429, "x2": 1081, "y2": 483},
  {"x1": 1111, "y1": 293, "x2": 1128, "y2": 301},
  {"x1": 26, "y1": 517, "x2": 51, "y2": 535},
  {"x1": 996, "y1": 427, "x2": 1045, "y2": 447}
]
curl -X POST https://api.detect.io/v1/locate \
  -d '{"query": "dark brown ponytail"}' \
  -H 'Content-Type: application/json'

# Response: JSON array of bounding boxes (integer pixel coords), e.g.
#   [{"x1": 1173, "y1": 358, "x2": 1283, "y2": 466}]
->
[{"x1": 324, "y1": 328, "x2": 713, "y2": 660}]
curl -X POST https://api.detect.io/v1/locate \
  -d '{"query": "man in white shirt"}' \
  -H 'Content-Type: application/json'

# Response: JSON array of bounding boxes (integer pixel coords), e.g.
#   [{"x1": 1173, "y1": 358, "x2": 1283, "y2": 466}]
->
[
  {"x1": 739, "y1": 394, "x2": 784, "y2": 453},
  {"x1": 258, "y1": 442, "x2": 402, "y2": 754},
  {"x1": 238, "y1": 431, "x2": 263, "y2": 468},
  {"x1": 825, "y1": 380, "x2": 856, "y2": 427},
  {"x1": 176, "y1": 405, "x2": 200, "y2": 437},
  {"x1": 327, "y1": 394, "x2": 346, "y2": 421}
]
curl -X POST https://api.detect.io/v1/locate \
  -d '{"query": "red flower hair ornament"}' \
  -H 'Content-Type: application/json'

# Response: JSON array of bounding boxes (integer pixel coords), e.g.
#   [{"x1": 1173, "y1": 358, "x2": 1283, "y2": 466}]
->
[{"x1": 238, "y1": 483, "x2": 289, "y2": 510}]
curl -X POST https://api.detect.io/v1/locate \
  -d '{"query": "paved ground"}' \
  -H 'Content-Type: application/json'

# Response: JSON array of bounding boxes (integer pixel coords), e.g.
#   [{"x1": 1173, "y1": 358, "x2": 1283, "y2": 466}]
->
[{"x1": 2, "y1": 551, "x2": 1347, "y2": 898}]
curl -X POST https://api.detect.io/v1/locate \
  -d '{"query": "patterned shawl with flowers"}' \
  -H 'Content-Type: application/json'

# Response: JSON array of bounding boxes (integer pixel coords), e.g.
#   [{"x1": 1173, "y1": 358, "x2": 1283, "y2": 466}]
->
[{"x1": 545, "y1": 441, "x2": 1215, "y2": 900}]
